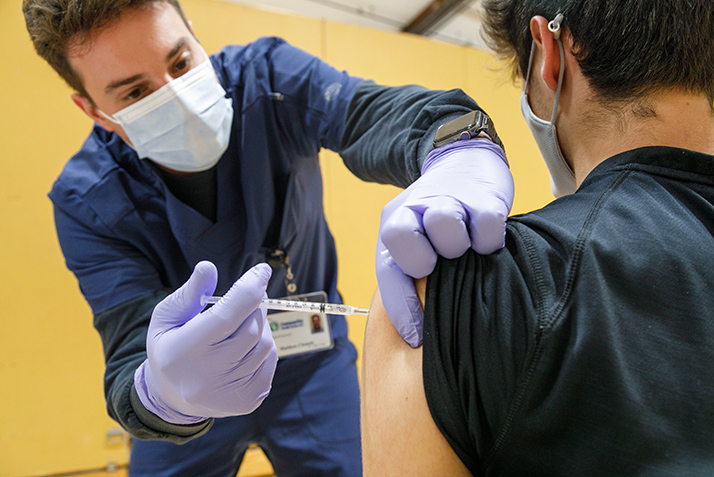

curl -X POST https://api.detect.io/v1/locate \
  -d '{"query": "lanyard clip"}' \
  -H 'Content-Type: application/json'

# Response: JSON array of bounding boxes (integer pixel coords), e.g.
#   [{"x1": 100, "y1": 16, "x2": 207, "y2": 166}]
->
[{"x1": 268, "y1": 249, "x2": 297, "y2": 294}]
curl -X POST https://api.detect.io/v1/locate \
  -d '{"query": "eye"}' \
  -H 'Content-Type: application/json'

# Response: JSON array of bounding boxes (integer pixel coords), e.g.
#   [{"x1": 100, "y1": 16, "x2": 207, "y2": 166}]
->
[
  {"x1": 126, "y1": 89, "x2": 141, "y2": 100},
  {"x1": 124, "y1": 86, "x2": 145, "y2": 102},
  {"x1": 172, "y1": 54, "x2": 191, "y2": 76},
  {"x1": 175, "y1": 59, "x2": 188, "y2": 71}
]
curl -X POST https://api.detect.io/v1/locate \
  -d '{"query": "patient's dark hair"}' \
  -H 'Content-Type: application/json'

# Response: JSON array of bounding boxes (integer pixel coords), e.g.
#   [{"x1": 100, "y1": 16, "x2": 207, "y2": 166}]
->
[
  {"x1": 481, "y1": 0, "x2": 714, "y2": 103},
  {"x1": 23, "y1": 0, "x2": 190, "y2": 99}
]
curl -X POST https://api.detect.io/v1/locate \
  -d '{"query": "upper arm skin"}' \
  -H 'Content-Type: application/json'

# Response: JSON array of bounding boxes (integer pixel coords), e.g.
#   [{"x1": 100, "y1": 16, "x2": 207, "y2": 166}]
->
[{"x1": 361, "y1": 278, "x2": 470, "y2": 476}]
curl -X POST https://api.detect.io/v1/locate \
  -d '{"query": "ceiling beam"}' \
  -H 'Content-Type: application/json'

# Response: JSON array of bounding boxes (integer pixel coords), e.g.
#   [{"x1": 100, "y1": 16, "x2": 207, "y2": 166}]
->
[{"x1": 402, "y1": 0, "x2": 473, "y2": 35}]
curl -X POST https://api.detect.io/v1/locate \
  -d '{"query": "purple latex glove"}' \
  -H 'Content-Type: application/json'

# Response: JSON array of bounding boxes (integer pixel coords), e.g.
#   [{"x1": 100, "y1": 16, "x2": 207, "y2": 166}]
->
[
  {"x1": 376, "y1": 138, "x2": 514, "y2": 347},
  {"x1": 134, "y1": 261, "x2": 278, "y2": 424}
]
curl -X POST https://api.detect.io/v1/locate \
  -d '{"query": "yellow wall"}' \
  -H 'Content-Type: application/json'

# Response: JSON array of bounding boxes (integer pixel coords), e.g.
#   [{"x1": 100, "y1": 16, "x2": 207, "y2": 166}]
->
[{"x1": 0, "y1": 0, "x2": 552, "y2": 475}]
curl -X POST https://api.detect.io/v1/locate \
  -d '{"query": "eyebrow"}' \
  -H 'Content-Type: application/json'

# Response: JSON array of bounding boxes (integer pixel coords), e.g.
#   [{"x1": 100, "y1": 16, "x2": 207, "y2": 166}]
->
[
  {"x1": 104, "y1": 37, "x2": 189, "y2": 94},
  {"x1": 105, "y1": 73, "x2": 145, "y2": 94},
  {"x1": 166, "y1": 37, "x2": 188, "y2": 63}
]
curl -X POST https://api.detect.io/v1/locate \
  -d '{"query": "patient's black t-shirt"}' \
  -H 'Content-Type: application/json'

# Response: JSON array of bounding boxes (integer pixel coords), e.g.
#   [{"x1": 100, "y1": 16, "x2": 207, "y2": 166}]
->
[{"x1": 422, "y1": 147, "x2": 714, "y2": 476}]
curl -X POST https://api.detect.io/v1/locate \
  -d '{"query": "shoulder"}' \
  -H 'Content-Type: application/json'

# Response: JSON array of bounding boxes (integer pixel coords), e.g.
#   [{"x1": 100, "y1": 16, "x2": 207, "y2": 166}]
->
[
  {"x1": 210, "y1": 37, "x2": 286, "y2": 67},
  {"x1": 422, "y1": 190, "x2": 610, "y2": 358},
  {"x1": 51, "y1": 126, "x2": 124, "y2": 197},
  {"x1": 505, "y1": 184, "x2": 616, "y2": 270},
  {"x1": 49, "y1": 126, "x2": 154, "y2": 229},
  {"x1": 361, "y1": 287, "x2": 471, "y2": 476},
  {"x1": 209, "y1": 37, "x2": 293, "y2": 87}
]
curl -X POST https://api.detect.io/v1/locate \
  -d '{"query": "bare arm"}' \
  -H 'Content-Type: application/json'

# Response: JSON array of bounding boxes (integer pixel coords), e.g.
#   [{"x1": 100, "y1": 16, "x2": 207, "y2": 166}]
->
[{"x1": 361, "y1": 278, "x2": 470, "y2": 476}]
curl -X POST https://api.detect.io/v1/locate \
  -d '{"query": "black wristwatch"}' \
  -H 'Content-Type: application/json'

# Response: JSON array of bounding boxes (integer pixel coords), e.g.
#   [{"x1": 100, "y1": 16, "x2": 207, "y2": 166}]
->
[{"x1": 433, "y1": 110, "x2": 504, "y2": 151}]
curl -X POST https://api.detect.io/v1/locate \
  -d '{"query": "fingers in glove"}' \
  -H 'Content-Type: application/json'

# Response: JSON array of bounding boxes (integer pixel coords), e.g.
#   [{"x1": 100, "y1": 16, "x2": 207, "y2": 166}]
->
[
  {"x1": 380, "y1": 206, "x2": 437, "y2": 279},
  {"x1": 222, "y1": 317, "x2": 276, "y2": 377},
  {"x1": 375, "y1": 241, "x2": 424, "y2": 347},
  {"x1": 152, "y1": 260, "x2": 219, "y2": 331},
  {"x1": 467, "y1": 197, "x2": 509, "y2": 254},
  {"x1": 184, "y1": 263, "x2": 272, "y2": 345},
  {"x1": 221, "y1": 346, "x2": 278, "y2": 415},
  {"x1": 215, "y1": 304, "x2": 272, "y2": 359},
  {"x1": 421, "y1": 196, "x2": 471, "y2": 259}
]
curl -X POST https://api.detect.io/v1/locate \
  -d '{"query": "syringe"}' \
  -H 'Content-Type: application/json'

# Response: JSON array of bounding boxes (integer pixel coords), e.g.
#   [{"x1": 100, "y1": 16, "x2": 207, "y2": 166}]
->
[{"x1": 200, "y1": 296, "x2": 369, "y2": 316}]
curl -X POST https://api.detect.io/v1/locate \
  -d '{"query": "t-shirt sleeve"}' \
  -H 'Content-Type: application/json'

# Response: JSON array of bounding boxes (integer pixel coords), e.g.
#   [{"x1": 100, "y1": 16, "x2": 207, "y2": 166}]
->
[{"x1": 422, "y1": 238, "x2": 539, "y2": 474}]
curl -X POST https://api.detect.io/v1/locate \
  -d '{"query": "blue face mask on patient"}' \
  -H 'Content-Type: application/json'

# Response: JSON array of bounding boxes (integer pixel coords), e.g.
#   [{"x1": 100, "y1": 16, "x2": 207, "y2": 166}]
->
[
  {"x1": 99, "y1": 58, "x2": 234, "y2": 173},
  {"x1": 519, "y1": 14, "x2": 577, "y2": 198}
]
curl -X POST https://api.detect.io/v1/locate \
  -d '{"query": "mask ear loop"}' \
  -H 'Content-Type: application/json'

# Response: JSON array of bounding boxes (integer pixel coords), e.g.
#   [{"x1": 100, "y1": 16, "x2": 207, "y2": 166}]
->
[
  {"x1": 96, "y1": 108, "x2": 122, "y2": 125},
  {"x1": 547, "y1": 13, "x2": 565, "y2": 124},
  {"x1": 548, "y1": 13, "x2": 564, "y2": 40},
  {"x1": 547, "y1": 13, "x2": 575, "y2": 181},
  {"x1": 523, "y1": 40, "x2": 536, "y2": 95},
  {"x1": 524, "y1": 13, "x2": 565, "y2": 96}
]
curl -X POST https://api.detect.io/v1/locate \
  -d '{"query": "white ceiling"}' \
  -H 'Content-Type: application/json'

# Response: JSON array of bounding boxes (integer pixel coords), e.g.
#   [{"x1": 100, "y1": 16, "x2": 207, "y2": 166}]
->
[{"x1": 220, "y1": 0, "x2": 488, "y2": 50}]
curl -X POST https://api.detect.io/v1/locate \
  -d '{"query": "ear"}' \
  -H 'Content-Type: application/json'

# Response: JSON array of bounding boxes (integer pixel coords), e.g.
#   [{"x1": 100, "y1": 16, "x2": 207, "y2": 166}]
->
[
  {"x1": 530, "y1": 16, "x2": 562, "y2": 92},
  {"x1": 71, "y1": 93, "x2": 118, "y2": 132}
]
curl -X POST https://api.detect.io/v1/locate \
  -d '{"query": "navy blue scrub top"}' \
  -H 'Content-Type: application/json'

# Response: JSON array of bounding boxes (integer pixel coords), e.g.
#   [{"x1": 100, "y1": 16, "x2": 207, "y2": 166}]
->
[
  {"x1": 50, "y1": 38, "x2": 361, "y2": 332},
  {"x1": 48, "y1": 36, "x2": 488, "y2": 441}
]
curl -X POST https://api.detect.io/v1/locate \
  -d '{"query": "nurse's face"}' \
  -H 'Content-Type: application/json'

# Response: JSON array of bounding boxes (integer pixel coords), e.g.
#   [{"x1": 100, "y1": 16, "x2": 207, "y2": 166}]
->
[{"x1": 67, "y1": 2, "x2": 208, "y2": 145}]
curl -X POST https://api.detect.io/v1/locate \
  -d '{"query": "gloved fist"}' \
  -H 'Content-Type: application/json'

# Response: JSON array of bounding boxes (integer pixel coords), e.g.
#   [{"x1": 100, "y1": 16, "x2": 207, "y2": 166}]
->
[
  {"x1": 134, "y1": 261, "x2": 278, "y2": 424},
  {"x1": 376, "y1": 138, "x2": 514, "y2": 347}
]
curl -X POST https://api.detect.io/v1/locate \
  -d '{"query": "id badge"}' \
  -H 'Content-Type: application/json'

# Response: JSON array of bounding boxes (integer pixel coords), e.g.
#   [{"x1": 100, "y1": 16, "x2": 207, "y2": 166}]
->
[{"x1": 268, "y1": 291, "x2": 334, "y2": 358}]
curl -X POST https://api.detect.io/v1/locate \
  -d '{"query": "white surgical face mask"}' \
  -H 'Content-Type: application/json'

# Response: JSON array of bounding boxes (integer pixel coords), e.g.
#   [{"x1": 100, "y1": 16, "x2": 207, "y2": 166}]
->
[
  {"x1": 520, "y1": 14, "x2": 576, "y2": 198},
  {"x1": 99, "y1": 58, "x2": 234, "y2": 173}
]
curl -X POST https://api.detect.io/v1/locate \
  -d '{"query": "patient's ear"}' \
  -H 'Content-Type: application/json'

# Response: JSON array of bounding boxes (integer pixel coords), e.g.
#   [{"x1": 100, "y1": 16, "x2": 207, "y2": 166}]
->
[{"x1": 415, "y1": 277, "x2": 427, "y2": 311}]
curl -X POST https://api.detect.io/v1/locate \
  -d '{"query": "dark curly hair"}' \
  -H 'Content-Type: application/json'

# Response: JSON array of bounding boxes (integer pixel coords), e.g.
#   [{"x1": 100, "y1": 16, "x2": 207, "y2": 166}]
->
[
  {"x1": 23, "y1": 0, "x2": 191, "y2": 100},
  {"x1": 481, "y1": 0, "x2": 714, "y2": 104}
]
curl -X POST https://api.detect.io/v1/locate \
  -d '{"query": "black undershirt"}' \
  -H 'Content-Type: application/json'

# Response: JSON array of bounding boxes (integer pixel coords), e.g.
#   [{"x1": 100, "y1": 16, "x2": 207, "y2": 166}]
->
[{"x1": 158, "y1": 166, "x2": 218, "y2": 222}]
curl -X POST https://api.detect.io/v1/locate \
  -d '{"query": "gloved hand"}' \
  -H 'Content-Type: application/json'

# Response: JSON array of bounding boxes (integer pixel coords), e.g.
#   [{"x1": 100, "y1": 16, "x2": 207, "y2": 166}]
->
[
  {"x1": 376, "y1": 138, "x2": 514, "y2": 347},
  {"x1": 133, "y1": 261, "x2": 278, "y2": 424}
]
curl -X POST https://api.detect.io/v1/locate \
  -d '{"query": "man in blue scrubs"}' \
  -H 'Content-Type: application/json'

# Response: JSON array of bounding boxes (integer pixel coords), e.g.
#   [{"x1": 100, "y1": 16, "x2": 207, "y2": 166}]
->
[{"x1": 23, "y1": 0, "x2": 514, "y2": 475}]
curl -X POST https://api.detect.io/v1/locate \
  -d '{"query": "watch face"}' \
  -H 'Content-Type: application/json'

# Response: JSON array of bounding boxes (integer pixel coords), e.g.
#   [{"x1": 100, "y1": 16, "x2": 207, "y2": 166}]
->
[
  {"x1": 446, "y1": 111, "x2": 480, "y2": 134},
  {"x1": 436, "y1": 111, "x2": 479, "y2": 141},
  {"x1": 433, "y1": 110, "x2": 503, "y2": 151},
  {"x1": 434, "y1": 111, "x2": 483, "y2": 146}
]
